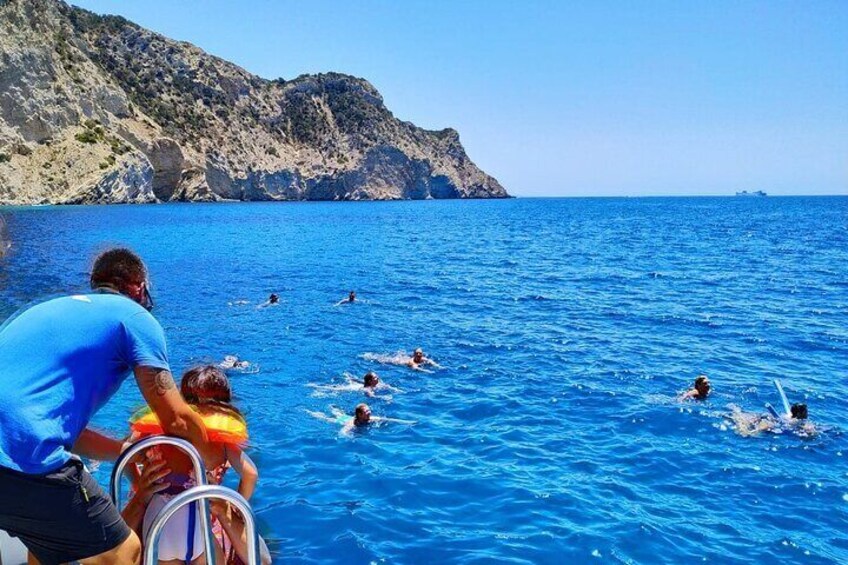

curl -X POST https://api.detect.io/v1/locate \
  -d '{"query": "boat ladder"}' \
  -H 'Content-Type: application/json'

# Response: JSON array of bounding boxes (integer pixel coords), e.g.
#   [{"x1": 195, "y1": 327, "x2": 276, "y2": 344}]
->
[{"x1": 111, "y1": 436, "x2": 261, "y2": 565}]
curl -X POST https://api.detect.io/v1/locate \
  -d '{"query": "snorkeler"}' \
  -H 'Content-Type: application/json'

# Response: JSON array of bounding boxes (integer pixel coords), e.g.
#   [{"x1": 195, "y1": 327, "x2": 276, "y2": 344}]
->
[
  {"x1": 728, "y1": 402, "x2": 816, "y2": 437},
  {"x1": 308, "y1": 404, "x2": 414, "y2": 436},
  {"x1": 407, "y1": 348, "x2": 441, "y2": 371},
  {"x1": 679, "y1": 375, "x2": 711, "y2": 401},
  {"x1": 308, "y1": 371, "x2": 400, "y2": 398}
]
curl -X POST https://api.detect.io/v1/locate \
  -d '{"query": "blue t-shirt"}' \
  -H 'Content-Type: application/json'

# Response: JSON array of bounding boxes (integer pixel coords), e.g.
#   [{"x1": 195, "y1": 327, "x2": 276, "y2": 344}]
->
[{"x1": 0, "y1": 293, "x2": 170, "y2": 474}]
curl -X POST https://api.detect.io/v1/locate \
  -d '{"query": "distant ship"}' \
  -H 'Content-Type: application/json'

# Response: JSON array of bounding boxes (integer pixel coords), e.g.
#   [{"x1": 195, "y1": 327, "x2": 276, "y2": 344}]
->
[{"x1": 735, "y1": 190, "x2": 767, "y2": 197}]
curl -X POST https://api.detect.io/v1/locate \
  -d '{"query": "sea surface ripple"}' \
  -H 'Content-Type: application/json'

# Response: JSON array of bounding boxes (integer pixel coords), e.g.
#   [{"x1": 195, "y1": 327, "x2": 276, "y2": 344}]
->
[{"x1": 1, "y1": 197, "x2": 847, "y2": 563}]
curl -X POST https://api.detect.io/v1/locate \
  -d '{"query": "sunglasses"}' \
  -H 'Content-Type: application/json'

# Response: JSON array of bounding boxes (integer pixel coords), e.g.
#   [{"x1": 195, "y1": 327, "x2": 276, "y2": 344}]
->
[{"x1": 141, "y1": 282, "x2": 155, "y2": 312}]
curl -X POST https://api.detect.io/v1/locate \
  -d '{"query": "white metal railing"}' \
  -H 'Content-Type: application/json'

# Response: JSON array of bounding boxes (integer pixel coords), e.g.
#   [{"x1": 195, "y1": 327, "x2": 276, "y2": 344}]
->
[
  {"x1": 144, "y1": 485, "x2": 260, "y2": 565},
  {"x1": 110, "y1": 436, "x2": 216, "y2": 562}
]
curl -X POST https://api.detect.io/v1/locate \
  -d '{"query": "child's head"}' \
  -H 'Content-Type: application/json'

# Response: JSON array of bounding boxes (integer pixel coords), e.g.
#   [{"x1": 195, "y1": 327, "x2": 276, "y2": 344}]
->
[{"x1": 181, "y1": 364, "x2": 232, "y2": 404}]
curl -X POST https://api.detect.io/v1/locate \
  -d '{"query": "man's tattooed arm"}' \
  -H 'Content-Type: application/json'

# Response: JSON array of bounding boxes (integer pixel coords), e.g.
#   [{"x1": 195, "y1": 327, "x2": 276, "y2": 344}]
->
[
  {"x1": 133, "y1": 366, "x2": 209, "y2": 447},
  {"x1": 135, "y1": 366, "x2": 177, "y2": 397}
]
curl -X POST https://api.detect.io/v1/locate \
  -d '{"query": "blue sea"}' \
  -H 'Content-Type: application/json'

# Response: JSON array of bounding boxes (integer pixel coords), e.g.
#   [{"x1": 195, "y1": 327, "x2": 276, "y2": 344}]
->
[{"x1": 1, "y1": 197, "x2": 847, "y2": 563}]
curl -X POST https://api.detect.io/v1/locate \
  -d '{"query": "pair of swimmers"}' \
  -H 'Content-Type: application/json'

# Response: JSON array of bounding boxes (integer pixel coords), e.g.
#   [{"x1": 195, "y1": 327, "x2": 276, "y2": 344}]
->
[
  {"x1": 309, "y1": 371, "x2": 412, "y2": 436},
  {"x1": 310, "y1": 347, "x2": 438, "y2": 435},
  {"x1": 679, "y1": 374, "x2": 816, "y2": 437}
]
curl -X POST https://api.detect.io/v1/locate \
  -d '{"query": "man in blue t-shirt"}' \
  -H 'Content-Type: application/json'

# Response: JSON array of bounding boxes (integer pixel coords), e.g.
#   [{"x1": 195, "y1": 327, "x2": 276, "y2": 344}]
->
[{"x1": 0, "y1": 248, "x2": 210, "y2": 565}]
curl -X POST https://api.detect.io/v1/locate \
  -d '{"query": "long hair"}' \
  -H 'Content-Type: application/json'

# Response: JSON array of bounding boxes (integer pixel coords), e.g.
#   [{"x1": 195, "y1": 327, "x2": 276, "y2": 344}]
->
[{"x1": 180, "y1": 364, "x2": 243, "y2": 417}]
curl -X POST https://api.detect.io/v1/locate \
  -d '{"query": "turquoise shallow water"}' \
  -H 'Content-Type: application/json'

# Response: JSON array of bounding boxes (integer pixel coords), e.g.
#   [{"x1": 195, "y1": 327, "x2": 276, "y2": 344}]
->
[{"x1": 1, "y1": 197, "x2": 847, "y2": 563}]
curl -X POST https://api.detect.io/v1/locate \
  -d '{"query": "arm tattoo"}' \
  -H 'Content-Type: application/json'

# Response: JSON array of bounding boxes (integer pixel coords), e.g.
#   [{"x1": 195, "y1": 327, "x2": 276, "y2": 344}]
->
[{"x1": 152, "y1": 369, "x2": 176, "y2": 396}]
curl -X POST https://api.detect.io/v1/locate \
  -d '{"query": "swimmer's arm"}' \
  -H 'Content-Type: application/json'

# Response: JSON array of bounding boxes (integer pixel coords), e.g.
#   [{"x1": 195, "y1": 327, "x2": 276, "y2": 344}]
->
[
  {"x1": 372, "y1": 417, "x2": 416, "y2": 425},
  {"x1": 344, "y1": 374, "x2": 360, "y2": 385},
  {"x1": 135, "y1": 366, "x2": 211, "y2": 455},
  {"x1": 226, "y1": 445, "x2": 258, "y2": 501},
  {"x1": 72, "y1": 428, "x2": 125, "y2": 461},
  {"x1": 307, "y1": 410, "x2": 336, "y2": 424},
  {"x1": 424, "y1": 359, "x2": 442, "y2": 368},
  {"x1": 340, "y1": 421, "x2": 355, "y2": 436}
]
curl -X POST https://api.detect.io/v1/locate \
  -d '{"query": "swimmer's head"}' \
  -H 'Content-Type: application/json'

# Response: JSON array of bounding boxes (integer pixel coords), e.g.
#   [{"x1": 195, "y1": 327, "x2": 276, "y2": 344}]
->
[
  {"x1": 181, "y1": 365, "x2": 232, "y2": 405},
  {"x1": 363, "y1": 372, "x2": 379, "y2": 388},
  {"x1": 354, "y1": 403, "x2": 371, "y2": 426},
  {"x1": 413, "y1": 348, "x2": 424, "y2": 362},
  {"x1": 349, "y1": 291, "x2": 356, "y2": 301},
  {"x1": 694, "y1": 375, "x2": 711, "y2": 398},
  {"x1": 790, "y1": 403, "x2": 808, "y2": 420},
  {"x1": 269, "y1": 293, "x2": 279, "y2": 304}
]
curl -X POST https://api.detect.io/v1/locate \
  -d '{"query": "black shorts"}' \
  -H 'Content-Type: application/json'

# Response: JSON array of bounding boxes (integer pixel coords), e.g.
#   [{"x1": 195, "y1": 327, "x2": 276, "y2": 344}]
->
[{"x1": 0, "y1": 459, "x2": 131, "y2": 565}]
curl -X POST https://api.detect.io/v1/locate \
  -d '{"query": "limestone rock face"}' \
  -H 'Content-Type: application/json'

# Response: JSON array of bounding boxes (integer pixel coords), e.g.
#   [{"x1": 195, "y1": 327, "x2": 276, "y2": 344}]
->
[{"x1": 0, "y1": 0, "x2": 508, "y2": 204}]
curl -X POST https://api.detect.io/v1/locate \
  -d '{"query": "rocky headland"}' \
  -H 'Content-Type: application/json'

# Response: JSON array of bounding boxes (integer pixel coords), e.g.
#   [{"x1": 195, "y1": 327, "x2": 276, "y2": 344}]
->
[{"x1": 0, "y1": 0, "x2": 507, "y2": 204}]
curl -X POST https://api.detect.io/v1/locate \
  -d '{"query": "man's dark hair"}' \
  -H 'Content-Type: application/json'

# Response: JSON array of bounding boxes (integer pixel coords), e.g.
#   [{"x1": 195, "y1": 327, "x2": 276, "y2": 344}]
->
[
  {"x1": 791, "y1": 403, "x2": 808, "y2": 420},
  {"x1": 90, "y1": 248, "x2": 147, "y2": 291},
  {"x1": 364, "y1": 372, "x2": 379, "y2": 386}
]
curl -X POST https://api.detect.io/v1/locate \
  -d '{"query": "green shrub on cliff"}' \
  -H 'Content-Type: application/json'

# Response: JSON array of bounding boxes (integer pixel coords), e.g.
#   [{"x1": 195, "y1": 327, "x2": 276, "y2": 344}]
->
[{"x1": 75, "y1": 130, "x2": 98, "y2": 144}]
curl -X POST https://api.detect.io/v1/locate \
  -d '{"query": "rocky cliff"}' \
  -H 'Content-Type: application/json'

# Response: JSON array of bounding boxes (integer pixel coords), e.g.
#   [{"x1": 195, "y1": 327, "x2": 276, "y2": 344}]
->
[{"x1": 0, "y1": 0, "x2": 507, "y2": 204}]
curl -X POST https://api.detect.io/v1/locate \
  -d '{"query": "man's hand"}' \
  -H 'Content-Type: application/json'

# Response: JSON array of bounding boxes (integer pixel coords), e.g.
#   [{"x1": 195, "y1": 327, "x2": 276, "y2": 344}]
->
[{"x1": 134, "y1": 366, "x2": 211, "y2": 458}]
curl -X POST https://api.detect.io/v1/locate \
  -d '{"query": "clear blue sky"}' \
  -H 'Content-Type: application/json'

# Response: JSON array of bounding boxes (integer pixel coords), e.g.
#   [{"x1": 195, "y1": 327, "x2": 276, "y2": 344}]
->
[{"x1": 71, "y1": 0, "x2": 847, "y2": 196}]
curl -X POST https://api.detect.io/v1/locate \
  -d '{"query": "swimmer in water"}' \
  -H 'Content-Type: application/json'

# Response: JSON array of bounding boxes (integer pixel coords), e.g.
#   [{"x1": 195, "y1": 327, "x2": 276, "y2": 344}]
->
[
  {"x1": 308, "y1": 403, "x2": 414, "y2": 436},
  {"x1": 308, "y1": 371, "x2": 400, "y2": 398},
  {"x1": 258, "y1": 293, "x2": 280, "y2": 308},
  {"x1": 407, "y1": 348, "x2": 441, "y2": 371},
  {"x1": 219, "y1": 355, "x2": 250, "y2": 370},
  {"x1": 787, "y1": 403, "x2": 817, "y2": 436},
  {"x1": 728, "y1": 402, "x2": 817, "y2": 437},
  {"x1": 335, "y1": 291, "x2": 356, "y2": 306},
  {"x1": 679, "y1": 375, "x2": 711, "y2": 401}
]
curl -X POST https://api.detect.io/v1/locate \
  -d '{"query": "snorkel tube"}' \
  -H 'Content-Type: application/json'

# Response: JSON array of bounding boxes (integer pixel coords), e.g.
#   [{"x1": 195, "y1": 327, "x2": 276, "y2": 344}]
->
[
  {"x1": 765, "y1": 403, "x2": 781, "y2": 419},
  {"x1": 773, "y1": 379, "x2": 792, "y2": 418}
]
